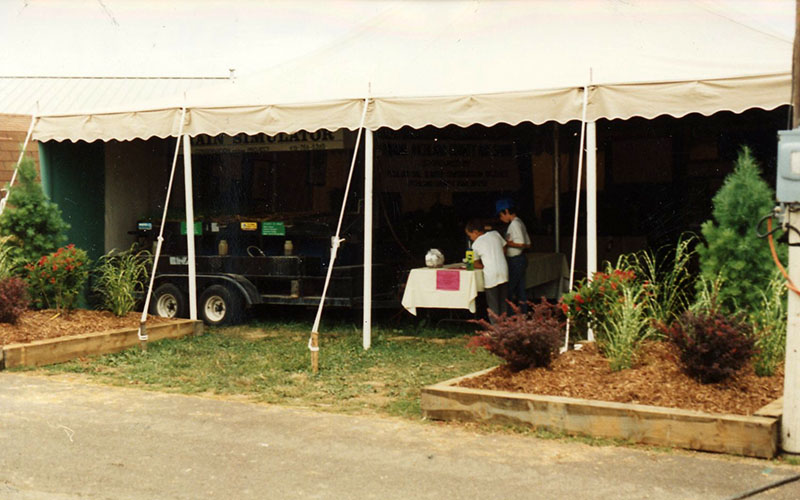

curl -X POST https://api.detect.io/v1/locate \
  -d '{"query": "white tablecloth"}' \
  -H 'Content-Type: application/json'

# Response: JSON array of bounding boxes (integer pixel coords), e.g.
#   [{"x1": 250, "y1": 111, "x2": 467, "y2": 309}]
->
[
  {"x1": 401, "y1": 253, "x2": 568, "y2": 315},
  {"x1": 401, "y1": 265, "x2": 484, "y2": 315}
]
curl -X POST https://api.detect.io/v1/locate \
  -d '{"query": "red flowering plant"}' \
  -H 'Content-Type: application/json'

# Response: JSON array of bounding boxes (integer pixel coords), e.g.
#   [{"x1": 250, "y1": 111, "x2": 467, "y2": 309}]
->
[
  {"x1": 24, "y1": 244, "x2": 89, "y2": 312},
  {"x1": 560, "y1": 265, "x2": 638, "y2": 340}
]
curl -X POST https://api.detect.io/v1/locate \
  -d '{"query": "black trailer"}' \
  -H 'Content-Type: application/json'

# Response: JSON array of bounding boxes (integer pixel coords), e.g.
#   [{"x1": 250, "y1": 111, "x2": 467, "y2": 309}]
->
[{"x1": 135, "y1": 218, "x2": 401, "y2": 325}]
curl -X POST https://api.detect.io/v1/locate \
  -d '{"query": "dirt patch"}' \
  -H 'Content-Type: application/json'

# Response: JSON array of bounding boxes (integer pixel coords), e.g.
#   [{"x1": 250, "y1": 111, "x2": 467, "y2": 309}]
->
[
  {"x1": 0, "y1": 309, "x2": 174, "y2": 345},
  {"x1": 458, "y1": 341, "x2": 783, "y2": 416}
]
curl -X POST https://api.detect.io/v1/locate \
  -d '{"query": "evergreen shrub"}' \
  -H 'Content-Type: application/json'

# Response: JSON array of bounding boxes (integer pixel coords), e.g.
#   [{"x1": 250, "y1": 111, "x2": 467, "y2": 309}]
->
[
  {"x1": 697, "y1": 147, "x2": 783, "y2": 313},
  {"x1": 0, "y1": 156, "x2": 69, "y2": 270}
]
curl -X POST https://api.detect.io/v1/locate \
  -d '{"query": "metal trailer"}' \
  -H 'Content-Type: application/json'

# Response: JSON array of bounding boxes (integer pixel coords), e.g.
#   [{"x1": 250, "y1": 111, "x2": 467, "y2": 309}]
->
[{"x1": 135, "y1": 219, "x2": 400, "y2": 325}]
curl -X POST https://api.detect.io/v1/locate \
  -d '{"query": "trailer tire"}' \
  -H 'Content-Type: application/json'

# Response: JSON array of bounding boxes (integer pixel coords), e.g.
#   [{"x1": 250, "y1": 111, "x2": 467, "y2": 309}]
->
[
  {"x1": 199, "y1": 285, "x2": 242, "y2": 325},
  {"x1": 151, "y1": 283, "x2": 188, "y2": 319}
]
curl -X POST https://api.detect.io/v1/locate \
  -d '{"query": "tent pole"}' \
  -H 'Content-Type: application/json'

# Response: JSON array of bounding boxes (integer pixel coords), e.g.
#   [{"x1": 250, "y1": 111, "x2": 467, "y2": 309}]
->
[
  {"x1": 183, "y1": 135, "x2": 198, "y2": 321},
  {"x1": 553, "y1": 123, "x2": 560, "y2": 253},
  {"x1": 586, "y1": 121, "x2": 598, "y2": 292},
  {"x1": 363, "y1": 128, "x2": 373, "y2": 350},
  {"x1": 139, "y1": 108, "x2": 187, "y2": 347}
]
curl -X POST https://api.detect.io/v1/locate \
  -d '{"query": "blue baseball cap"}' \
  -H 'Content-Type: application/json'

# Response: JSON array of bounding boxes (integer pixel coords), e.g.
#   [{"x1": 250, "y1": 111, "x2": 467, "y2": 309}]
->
[{"x1": 495, "y1": 198, "x2": 513, "y2": 214}]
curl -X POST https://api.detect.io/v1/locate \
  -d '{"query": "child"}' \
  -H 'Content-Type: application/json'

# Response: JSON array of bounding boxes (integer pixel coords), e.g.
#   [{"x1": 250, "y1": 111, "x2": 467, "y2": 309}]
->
[
  {"x1": 497, "y1": 199, "x2": 531, "y2": 313},
  {"x1": 465, "y1": 219, "x2": 509, "y2": 320}
]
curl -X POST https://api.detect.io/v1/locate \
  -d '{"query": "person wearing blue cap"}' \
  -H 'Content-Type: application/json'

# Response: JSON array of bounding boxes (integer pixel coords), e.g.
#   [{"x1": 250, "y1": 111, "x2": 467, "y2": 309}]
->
[{"x1": 497, "y1": 199, "x2": 531, "y2": 313}]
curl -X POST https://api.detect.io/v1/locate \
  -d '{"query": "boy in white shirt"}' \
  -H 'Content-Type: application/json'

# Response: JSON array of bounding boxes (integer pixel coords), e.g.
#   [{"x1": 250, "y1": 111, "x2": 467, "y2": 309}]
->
[
  {"x1": 465, "y1": 219, "x2": 509, "y2": 321},
  {"x1": 497, "y1": 199, "x2": 531, "y2": 313}
]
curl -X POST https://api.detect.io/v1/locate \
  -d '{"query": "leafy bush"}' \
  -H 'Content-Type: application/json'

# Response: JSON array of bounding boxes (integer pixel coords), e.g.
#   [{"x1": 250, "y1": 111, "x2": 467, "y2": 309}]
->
[
  {"x1": 468, "y1": 300, "x2": 564, "y2": 372},
  {"x1": 0, "y1": 156, "x2": 69, "y2": 270},
  {"x1": 697, "y1": 147, "x2": 783, "y2": 313},
  {"x1": 24, "y1": 244, "x2": 89, "y2": 312},
  {"x1": 751, "y1": 271, "x2": 786, "y2": 377},
  {"x1": 595, "y1": 285, "x2": 653, "y2": 371},
  {"x1": 0, "y1": 276, "x2": 29, "y2": 323},
  {"x1": 561, "y1": 263, "x2": 637, "y2": 338},
  {"x1": 660, "y1": 310, "x2": 755, "y2": 384},
  {"x1": 91, "y1": 245, "x2": 152, "y2": 316}
]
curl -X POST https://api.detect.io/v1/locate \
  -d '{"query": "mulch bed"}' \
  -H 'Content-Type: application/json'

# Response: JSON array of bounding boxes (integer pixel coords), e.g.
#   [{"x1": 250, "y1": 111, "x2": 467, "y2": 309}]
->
[
  {"x1": 0, "y1": 309, "x2": 174, "y2": 346},
  {"x1": 458, "y1": 341, "x2": 784, "y2": 417}
]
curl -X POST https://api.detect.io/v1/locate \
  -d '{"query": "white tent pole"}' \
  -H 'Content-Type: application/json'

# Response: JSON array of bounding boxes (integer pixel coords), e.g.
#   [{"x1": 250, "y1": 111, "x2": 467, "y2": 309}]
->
[
  {"x1": 553, "y1": 123, "x2": 560, "y2": 253},
  {"x1": 563, "y1": 85, "x2": 590, "y2": 352},
  {"x1": 363, "y1": 128, "x2": 374, "y2": 350},
  {"x1": 139, "y1": 108, "x2": 187, "y2": 342},
  {"x1": 0, "y1": 115, "x2": 38, "y2": 216},
  {"x1": 183, "y1": 135, "x2": 198, "y2": 321},
  {"x1": 586, "y1": 121, "x2": 598, "y2": 289},
  {"x1": 310, "y1": 98, "x2": 370, "y2": 372}
]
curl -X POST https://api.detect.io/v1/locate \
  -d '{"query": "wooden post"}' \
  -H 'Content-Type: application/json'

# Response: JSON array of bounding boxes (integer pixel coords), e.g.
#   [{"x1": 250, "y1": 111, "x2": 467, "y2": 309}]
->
[{"x1": 311, "y1": 332, "x2": 319, "y2": 374}]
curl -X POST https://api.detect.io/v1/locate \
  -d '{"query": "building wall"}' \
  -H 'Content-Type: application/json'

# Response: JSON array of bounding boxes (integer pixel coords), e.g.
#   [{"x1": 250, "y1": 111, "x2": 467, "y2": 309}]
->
[
  {"x1": 0, "y1": 114, "x2": 39, "y2": 186},
  {"x1": 39, "y1": 140, "x2": 105, "y2": 259}
]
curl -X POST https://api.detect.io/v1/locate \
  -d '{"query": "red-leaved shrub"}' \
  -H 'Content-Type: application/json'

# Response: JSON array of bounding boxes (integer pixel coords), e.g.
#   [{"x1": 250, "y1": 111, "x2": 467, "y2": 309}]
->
[
  {"x1": 0, "y1": 276, "x2": 30, "y2": 324},
  {"x1": 468, "y1": 299, "x2": 564, "y2": 372},
  {"x1": 660, "y1": 310, "x2": 755, "y2": 384}
]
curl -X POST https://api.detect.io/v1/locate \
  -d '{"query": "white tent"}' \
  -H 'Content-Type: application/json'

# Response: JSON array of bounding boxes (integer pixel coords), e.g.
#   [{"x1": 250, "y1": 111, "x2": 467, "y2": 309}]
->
[
  {"x1": 24, "y1": 0, "x2": 794, "y2": 349},
  {"x1": 33, "y1": 0, "x2": 792, "y2": 141}
]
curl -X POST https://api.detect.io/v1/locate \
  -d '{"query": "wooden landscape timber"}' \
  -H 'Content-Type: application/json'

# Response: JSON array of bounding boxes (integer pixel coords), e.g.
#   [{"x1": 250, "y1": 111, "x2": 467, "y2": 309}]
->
[
  {"x1": 1, "y1": 319, "x2": 203, "y2": 370},
  {"x1": 421, "y1": 368, "x2": 781, "y2": 459}
]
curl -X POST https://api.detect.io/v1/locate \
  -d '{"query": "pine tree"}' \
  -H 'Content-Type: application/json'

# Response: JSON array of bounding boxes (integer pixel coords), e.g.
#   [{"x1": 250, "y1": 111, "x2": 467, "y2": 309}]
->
[
  {"x1": 0, "y1": 155, "x2": 69, "y2": 270},
  {"x1": 697, "y1": 146, "x2": 783, "y2": 313}
]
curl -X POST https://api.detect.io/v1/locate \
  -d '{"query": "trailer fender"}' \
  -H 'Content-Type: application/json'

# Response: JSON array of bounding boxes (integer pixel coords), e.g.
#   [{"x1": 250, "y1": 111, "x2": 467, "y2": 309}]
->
[{"x1": 154, "y1": 273, "x2": 262, "y2": 306}]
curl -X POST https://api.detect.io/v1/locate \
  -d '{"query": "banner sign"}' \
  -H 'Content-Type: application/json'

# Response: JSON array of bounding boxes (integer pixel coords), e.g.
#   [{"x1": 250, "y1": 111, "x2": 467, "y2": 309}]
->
[
  {"x1": 378, "y1": 139, "x2": 519, "y2": 192},
  {"x1": 189, "y1": 130, "x2": 344, "y2": 153}
]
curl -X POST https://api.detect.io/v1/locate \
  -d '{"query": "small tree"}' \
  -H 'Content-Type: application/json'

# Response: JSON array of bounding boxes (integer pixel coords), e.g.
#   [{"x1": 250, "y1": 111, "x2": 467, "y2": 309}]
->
[
  {"x1": 0, "y1": 155, "x2": 69, "y2": 270},
  {"x1": 697, "y1": 147, "x2": 782, "y2": 313}
]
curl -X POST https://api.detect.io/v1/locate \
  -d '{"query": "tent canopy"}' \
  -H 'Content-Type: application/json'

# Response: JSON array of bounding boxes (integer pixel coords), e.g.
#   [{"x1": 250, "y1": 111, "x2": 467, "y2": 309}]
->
[{"x1": 33, "y1": 0, "x2": 793, "y2": 142}]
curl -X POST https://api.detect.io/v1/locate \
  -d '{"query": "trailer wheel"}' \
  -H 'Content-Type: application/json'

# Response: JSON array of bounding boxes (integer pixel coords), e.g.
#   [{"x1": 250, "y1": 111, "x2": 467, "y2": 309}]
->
[
  {"x1": 199, "y1": 285, "x2": 242, "y2": 325},
  {"x1": 151, "y1": 283, "x2": 188, "y2": 319}
]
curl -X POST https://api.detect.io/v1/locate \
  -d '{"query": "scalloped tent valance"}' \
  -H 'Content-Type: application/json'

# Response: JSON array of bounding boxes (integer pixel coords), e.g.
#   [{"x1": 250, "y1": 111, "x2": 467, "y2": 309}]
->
[{"x1": 32, "y1": 0, "x2": 793, "y2": 142}]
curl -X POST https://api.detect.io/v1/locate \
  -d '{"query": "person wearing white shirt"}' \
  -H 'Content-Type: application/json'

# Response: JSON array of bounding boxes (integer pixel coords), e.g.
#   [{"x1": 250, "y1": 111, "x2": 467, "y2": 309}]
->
[
  {"x1": 465, "y1": 219, "x2": 509, "y2": 321},
  {"x1": 497, "y1": 199, "x2": 531, "y2": 313}
]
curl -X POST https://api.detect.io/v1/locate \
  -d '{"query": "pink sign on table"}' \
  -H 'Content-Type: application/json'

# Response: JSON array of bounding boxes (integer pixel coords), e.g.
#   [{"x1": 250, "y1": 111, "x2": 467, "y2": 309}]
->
[{"x1": 436, "y1": 270, "x2": 460, "y2": 291}]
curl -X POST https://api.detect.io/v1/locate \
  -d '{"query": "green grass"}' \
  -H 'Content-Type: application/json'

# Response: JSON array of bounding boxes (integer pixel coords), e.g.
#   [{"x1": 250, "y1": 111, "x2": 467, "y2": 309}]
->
[{"x1": 37, "y1": 319, "x2": 498, "y2": 419}]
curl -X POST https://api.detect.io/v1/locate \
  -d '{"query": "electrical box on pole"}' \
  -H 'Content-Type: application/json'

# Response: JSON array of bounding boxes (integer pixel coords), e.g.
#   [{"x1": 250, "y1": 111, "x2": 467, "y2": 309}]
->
[
  {"x1": 778, "y1": 129, "x2": 800, "y2": 203},
  {"x1": 777, "y1": 128, "x2": 800, "y2": 453}
]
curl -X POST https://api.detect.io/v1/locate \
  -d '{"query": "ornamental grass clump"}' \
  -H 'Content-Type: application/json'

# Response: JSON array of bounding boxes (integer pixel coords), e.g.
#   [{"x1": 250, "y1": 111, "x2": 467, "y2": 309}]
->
[
  {"x1": 0, "y1": 235, "x2": 15, "y2": 279},
  {"x1": 24, "y1": 244, "x2": 89, "y2": 312},
  {"x1": 91, "y1": 244, "x2": 152, "y2": 316},
  {"x1": 660, "y1": 309, "x2": 755, "y2": 384},
  {"x1": 631, "y1": 235, "x2": 697, "y2": 326},
  {"x1": 595, "y1": 284, "x2": 653, "y2": 371},
  {"x1": 750, "y1": 271, "x2": 786, "y2": 377},
  {"x1": 468, "y1": 299, "x2": 564, "y2": 372}
]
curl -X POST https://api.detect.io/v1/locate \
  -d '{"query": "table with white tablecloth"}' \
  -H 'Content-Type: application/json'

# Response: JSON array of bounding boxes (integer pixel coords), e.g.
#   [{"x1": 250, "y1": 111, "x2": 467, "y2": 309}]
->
[{"x1": 401, "y1": 253, "x2": 568, "y2": 315}]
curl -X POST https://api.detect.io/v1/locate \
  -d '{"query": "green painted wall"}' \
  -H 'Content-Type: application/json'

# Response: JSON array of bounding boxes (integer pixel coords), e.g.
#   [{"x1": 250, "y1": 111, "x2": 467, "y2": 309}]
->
[{"x1": 39, "y1": 141, "x2": 105, "y2": 260}]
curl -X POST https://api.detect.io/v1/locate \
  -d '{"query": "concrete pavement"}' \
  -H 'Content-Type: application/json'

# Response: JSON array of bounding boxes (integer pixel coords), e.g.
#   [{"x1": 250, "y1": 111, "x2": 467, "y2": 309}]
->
[{"x1": 1, "y1": 372, "x2": 799, "y2": 499}]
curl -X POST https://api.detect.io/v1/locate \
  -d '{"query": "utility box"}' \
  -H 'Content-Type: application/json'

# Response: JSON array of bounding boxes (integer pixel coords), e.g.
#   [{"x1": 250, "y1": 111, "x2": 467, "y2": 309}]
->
[{"x1": 777, "y1": 129, "x2": 800, "y2": 203}]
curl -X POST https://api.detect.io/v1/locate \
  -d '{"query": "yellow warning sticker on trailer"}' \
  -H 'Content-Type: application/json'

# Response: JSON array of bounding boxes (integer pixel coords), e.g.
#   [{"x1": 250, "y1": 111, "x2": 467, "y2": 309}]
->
[{"x1": 240, "y1": 222, "x2": 258, "y2": 231}]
